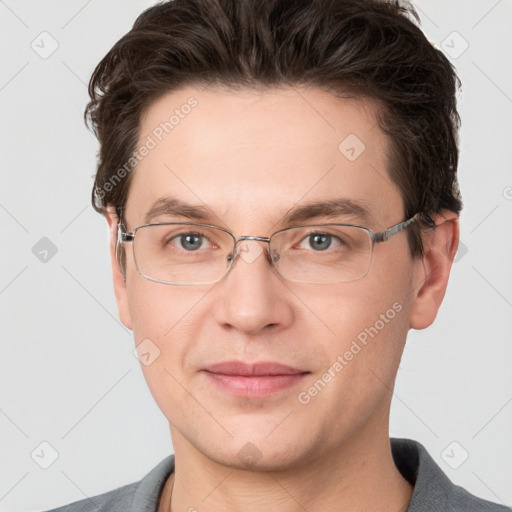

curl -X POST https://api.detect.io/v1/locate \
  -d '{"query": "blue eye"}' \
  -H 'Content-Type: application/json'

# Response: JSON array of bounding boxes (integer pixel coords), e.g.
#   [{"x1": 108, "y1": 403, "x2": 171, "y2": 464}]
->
[
  {"x1": 180, "y1": 234, "x2": 203, "y2": 251},
  {"x1": 308, "y1": 233, "x2": 332, "y2": 251},
  {"x1": 168, "y1": 233, "x2": 206, "y2": 251},
  {"x1": 298, "y1": 232, "x2": 342, "y2": 251},
  {"x1": 159, "y1": 227, "x2": 223, "y2": 254}
]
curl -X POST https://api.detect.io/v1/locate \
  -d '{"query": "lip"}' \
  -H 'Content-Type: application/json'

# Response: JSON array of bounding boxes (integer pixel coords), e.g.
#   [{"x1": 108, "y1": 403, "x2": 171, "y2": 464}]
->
[
  {"x1": 203, "y1": 361, "x2": 307, "y2": 376},
  {"x1": 201, "y1": 361, "x2": 310, "y2": 397}
]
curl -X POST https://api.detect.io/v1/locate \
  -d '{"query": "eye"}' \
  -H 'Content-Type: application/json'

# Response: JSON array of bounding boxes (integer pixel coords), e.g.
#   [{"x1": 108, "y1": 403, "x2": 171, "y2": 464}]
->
[
  {"x1": 298, "y1": 232, "x2": 342, "y2": 251},
  {"x1": 170, "y1": 233, "x2": 208, "y2": 251}
]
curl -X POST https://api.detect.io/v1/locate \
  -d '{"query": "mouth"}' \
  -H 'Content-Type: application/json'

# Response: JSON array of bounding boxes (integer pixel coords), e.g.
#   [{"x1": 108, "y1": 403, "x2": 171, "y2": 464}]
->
[{"x1": 201, "y1": 361, "x2": 311, "y2": 397}]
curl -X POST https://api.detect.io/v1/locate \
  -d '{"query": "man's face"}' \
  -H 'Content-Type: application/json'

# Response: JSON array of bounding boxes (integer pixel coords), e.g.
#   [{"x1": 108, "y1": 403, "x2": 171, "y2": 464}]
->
[{"x1": 113, "y1": 86, "x2": 424, "y2": 470}]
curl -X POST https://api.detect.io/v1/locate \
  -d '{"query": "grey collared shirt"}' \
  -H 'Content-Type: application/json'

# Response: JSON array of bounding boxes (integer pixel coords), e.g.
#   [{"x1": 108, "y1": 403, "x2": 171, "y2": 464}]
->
[{"x1": 41, "y1": 438, "x2": 511, "y2": 511}]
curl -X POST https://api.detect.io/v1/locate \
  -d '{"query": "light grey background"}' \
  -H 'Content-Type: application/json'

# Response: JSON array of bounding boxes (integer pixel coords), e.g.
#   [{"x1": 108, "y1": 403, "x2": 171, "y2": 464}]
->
[{"x1": 1, "y1": 1, "x2": 511, "y2": 510}]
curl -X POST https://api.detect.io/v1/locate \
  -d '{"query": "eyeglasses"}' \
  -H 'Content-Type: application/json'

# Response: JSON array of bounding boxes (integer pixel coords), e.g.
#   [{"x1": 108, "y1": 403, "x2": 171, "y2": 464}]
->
[{"x1": 117, "y1": 213, "x2": 421, "y2": 285}]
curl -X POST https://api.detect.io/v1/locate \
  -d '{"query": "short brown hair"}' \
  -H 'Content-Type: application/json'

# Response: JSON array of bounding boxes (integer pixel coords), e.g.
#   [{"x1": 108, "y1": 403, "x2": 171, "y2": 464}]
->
[{"x1": 86, "y1": 0, "x2": 462, "y2": 265}]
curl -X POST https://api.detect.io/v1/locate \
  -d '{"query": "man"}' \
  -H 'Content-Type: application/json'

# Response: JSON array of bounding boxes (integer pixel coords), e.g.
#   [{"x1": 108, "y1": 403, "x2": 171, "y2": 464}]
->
[{"x1": 44, "y1": 0, "x2": 510, "y2": 510}]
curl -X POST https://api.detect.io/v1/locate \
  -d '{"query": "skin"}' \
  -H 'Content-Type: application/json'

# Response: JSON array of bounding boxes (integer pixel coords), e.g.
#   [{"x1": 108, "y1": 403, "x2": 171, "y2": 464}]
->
[{"x1": 104, "y1": 85, "x2": 459, "y2": 512}]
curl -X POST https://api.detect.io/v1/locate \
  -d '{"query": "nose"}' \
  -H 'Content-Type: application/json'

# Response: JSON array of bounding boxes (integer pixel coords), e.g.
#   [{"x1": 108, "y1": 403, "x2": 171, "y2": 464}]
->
[{"x1": 213, "y1": 239, "x2": 294, "y2": 336}]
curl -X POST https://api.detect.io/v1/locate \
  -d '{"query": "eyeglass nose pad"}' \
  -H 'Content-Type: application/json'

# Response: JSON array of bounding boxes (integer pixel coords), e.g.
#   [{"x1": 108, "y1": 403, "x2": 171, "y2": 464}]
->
[{"x1": 233, "y1": 239, "x2": 265, "y2": 265}]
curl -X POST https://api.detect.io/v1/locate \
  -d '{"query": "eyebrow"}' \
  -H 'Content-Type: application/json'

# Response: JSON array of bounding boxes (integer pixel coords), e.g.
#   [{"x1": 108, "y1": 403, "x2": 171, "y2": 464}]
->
[
  {"x1": 143, "y1": 197, "x2": 212, "y2": 224},
  {"x1": 282, "y1": 198, "x2": 373, "y2": 225},
  {"x1": 142, "y1": 196, "x2": 373, "y2": 227}
]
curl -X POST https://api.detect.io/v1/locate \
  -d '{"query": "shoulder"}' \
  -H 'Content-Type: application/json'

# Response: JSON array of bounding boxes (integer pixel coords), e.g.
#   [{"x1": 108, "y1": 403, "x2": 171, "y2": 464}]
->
[
  {"x1": 391, "y1": 438, "x2": 511, "y2": 512},
  {"x1": 39, "y1": 455, "x2": 175, "y2": 512},
  {"x1": 40, "y1": 482, "x2": 137, "y2": 512}
]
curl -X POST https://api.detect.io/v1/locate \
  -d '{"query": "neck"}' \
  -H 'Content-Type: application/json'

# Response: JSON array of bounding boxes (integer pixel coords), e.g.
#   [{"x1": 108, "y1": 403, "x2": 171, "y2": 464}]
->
[{"x1": 163, "y1": 420, "x2": 413, "y2": 512}]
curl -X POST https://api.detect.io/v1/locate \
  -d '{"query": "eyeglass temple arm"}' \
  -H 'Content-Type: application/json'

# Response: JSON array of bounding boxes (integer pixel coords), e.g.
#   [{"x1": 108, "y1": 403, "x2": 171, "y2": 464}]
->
[
  {"x1": 114, "y1": 224, "x2": 134, "y2": 266},
  {"x1": 373, "y1": 212, "x2": 434, "y2": 243},
  {"x1": 117, "y1": 223, "x2": 134, "y2": 242}
]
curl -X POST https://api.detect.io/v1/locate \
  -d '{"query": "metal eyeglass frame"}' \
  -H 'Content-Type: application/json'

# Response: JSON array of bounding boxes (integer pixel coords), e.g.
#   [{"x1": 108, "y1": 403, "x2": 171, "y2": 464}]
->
[{"x1": 116, "y1": 212, "x2": 426, "y2": 285}]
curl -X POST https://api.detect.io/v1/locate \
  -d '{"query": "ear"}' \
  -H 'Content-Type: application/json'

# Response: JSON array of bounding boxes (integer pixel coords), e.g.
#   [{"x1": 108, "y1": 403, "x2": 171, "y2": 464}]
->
[
  {"x1": 104, "y1": 207, "x2": 133, "y2": 331},
  {"x1": 409, "y1": 210, "x2": 459, "y2": 330}
]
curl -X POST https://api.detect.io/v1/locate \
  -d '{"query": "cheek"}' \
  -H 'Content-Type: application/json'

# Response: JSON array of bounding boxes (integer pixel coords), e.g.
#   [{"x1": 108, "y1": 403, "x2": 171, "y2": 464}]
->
[
  {"x1": 291, "y1": 281, "x2": 411, "y2": 439},
  {"x1": 292, "y1": 257, "x2": 413, "y2": 352},
  {"x1": 125, "y1": 275, "x2": 203, "y2": 389},
  {"x1": 293, "y1": 254, "x2": 414, "y2": 399},
  {"x1": 341, "y1": 251, "x2": 415, "y2": 379},
  {"x1": 126, "y1": 277, "x2": 208, "y2": 420},
  {"x1": 125, "y1": 268, "x2": 206, "y2": 339}
]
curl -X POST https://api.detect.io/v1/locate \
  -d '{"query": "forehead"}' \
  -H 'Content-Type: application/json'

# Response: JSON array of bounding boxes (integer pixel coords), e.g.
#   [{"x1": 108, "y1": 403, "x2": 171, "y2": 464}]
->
[{"x1": 125, "y1": 85, "x2": 403, "y2": 230}]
